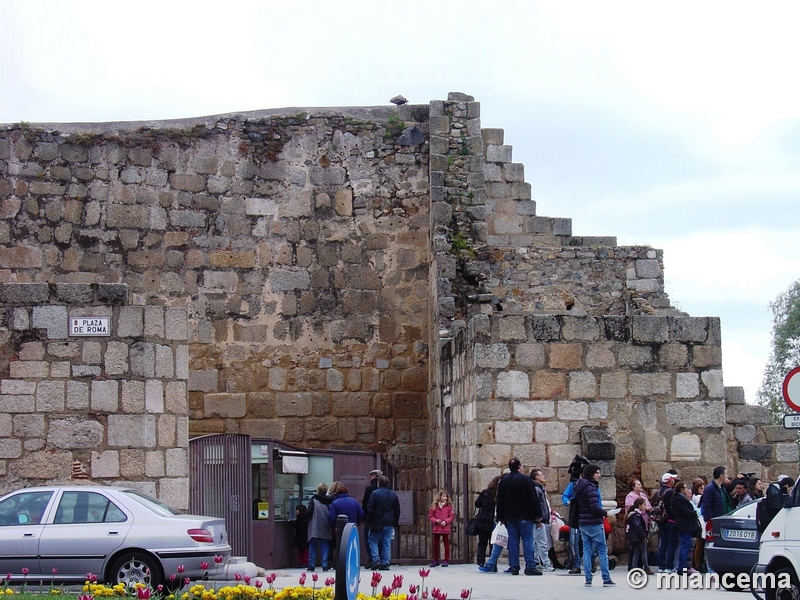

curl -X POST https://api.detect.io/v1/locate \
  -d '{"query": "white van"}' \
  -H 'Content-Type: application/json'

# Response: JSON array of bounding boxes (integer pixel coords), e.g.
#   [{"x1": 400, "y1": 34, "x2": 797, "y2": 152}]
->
[{"x1": 752, "y1": 482, "x2": 800, "y2": 600}]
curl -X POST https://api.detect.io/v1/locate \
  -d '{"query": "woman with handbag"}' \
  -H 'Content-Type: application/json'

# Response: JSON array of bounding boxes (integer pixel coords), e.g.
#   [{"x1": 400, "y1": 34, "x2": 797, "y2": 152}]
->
[{"x1": 473, "y1": 476, "x2": 501, "y2": 567}]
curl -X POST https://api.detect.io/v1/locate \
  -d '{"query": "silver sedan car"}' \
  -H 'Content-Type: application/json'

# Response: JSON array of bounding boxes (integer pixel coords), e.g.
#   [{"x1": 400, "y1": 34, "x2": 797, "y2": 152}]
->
[{"x1": 0, "y1": 485, "x2": 231, "y2": 589}]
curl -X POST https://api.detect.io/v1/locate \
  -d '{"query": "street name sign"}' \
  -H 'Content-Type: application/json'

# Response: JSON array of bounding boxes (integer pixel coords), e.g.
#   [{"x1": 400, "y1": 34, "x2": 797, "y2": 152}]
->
[{"x1": 70, "y1": 317, "x2": 111, "y2": 337}]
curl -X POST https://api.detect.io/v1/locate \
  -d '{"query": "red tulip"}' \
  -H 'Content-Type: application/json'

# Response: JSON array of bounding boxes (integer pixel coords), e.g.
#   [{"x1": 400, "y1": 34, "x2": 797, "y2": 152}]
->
[
  {"x1": 234, "y1": 573, "x2": 242, "y2": 582},
  {"x1": 254, "y1": 580, "x2": 263, "y2": 589},
  {"x1": 311, "y1": 574, "x2": 318, "y2": 582},
  {"x1": 325, "y1": 577, "x2": 335, "y2": 586},
  {"x1": 214, "y1": 555, "x2": 224, "y2": 565},
  {"x1": 299, "y1": 573, "x2": 307, "y2": 586},
  {"x1": 184, "y1": 578, "x2": 190, "y2": 586},
  {"x1": 409, "y1": 584, "x2": 418, "y2": 593},
  {"x1": 382, "y1": 585, "x2": 393, "y2": 597},
  {"x1": 21, "y1": 568, "x2": 29, "y2": 576},
  {"x1": 200, "y1": 562, "x2": 209, "y2": 571},
  {"x1": 392, "y1": 574, "x2": 403, "y2": 589},
  {"x1": 136, "y1": 587, "x2": 152, "y2": 600},
  {"x1": 244, "y1": 576, "x2": 251, "y2": 585},
  {"x1": 461, "y1": 590, "x2": 471, "y2": 599},
  {"x1": 432, "y1": 587, "x2": 441, "y2": 599},
  {"x1": 266, "y1": 573, "x2": 277, "y2": 584},
  {"x1": 52, "y1": 568, "x2": 58, "y2": 575},
  {"x1": 418, "y1": 568, "x2": 430, "y2": 579},
  {"x1": 86, "y1": 573, "x2": 97, "y2": 583},
  {"x1": 177, "y1": 566, "x2": 185, "y2": 574},
  {"x1": 77, "y1": 594, "x2": 93, "y2": 600}
]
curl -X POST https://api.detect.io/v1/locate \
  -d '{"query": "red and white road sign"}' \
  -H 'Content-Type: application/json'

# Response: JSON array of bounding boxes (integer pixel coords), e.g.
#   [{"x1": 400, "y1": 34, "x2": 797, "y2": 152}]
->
[{"x1": 783, "y1": 367, "x2": 800, "y2": 413}]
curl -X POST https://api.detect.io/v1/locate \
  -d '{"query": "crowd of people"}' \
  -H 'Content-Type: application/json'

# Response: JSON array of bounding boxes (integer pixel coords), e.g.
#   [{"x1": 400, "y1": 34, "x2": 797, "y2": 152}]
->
[
  {"x1": 289, "y1": 461, "x2": 790, "y2": 576},
  {"x1": 467, "y1": 456, "x2": 788, "y2": 584}
]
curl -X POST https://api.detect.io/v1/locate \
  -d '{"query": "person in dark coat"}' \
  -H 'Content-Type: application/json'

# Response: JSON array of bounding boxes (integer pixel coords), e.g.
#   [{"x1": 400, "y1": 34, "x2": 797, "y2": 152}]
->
[
  {"x1": 328, "y1": 485, "x2": 365, "y2": 528},
  {"x1": 574, "y1": 464, "x2": 614, "y2": 587},
  {"x1": 361, "y1": 469, "x2": 382, "y2": 565},
  {"x1": 365, "y1": 476, "x2": 400, "y2": 570},
  {"x1": 474, "y1": 475, "x2": 501, "y2": 567},
  {"x1": 625, "y1": 498, "x2": 651, "y2": 574},
  {"x1": 288, "y1": 504, "x2": 310, "y2": 567},
  {"x1": 672, "y1": 481, "x2": 701, "y2": 574},
  {"x1": 495, "y1": 457, "x2": 542, "y2": 576},
  {"x1": 654, "y1": 472, "x2": 679, "y2": 573}
]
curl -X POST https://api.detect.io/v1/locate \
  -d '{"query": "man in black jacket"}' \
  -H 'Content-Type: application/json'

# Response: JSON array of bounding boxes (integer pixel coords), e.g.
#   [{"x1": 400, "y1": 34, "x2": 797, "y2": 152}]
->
[
  {"x1": 365, "y1": 476, "x2": 400, "y2": 570},
  {"x1": 495, "y1": 458, "x2": 542, "y2": 576},
  {"x1": 574, "y1": 464, "x2": 615, "y2": 587},
  {"x1": 362, "y1": 469, "x2": 382, "y2": 565}
]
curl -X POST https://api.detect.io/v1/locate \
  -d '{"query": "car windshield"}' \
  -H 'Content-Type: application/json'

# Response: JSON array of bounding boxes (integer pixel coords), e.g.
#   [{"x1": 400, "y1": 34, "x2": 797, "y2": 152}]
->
[{"x1": 119, "y1": 490, "x2": 183, "y2": 516}]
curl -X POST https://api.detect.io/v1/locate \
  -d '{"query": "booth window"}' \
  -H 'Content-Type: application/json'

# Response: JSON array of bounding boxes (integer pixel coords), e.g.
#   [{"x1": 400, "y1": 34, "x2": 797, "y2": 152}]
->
[{"x1": 250, "y1": 444, "x2": 333, "y2": 522}]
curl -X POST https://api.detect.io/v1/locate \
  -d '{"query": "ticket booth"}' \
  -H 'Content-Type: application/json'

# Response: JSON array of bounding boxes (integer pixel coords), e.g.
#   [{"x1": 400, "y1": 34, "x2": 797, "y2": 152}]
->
[{"x1": 190, "y1": 434, "x2": 379, "y2": 569}]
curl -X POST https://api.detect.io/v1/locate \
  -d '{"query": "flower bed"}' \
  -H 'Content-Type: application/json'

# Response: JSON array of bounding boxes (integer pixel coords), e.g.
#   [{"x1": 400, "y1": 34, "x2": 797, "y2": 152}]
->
[{"x1": 0, "y1": 569, "x2": 472, "y2": 600}]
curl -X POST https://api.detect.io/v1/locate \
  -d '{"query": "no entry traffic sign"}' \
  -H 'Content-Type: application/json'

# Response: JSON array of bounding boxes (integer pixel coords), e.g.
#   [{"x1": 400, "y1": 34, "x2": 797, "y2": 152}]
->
[{"x1": 783, "y1": 367, "x2": 800, "y2": 413}]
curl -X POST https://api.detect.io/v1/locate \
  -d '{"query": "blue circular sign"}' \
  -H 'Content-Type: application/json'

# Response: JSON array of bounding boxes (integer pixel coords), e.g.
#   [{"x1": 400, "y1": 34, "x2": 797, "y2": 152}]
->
[{"x1": 336, "y1": 522, "x2": 360, "y2": 600}]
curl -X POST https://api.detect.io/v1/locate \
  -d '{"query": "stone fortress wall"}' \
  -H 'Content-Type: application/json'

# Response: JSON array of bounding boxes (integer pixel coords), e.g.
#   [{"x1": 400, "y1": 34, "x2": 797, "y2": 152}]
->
[{"x1": 0, "y1": 92, "x2": 794, "y2": 511}]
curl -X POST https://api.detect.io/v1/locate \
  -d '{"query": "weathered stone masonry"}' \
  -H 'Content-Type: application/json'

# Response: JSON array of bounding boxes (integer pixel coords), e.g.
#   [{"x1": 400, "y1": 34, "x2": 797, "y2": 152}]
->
[{"x1": 0, "y1": 93, "x2": 794, "y2": 514}]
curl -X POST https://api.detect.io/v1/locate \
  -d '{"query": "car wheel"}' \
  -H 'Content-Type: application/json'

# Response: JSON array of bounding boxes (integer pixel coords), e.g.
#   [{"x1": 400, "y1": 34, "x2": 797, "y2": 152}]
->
[
  {"x1": 109, "y1": 552, "x2": 163, "y2": 590},
  {"x1": 765, "y1": 568, "x2": 800, "y2": 600}
]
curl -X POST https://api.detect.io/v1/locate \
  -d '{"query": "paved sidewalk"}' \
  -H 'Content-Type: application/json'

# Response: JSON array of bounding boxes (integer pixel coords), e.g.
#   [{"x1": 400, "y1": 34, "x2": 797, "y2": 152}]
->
[{"x1": 253, "y1": 564, "x2": 742, "y2": 600}]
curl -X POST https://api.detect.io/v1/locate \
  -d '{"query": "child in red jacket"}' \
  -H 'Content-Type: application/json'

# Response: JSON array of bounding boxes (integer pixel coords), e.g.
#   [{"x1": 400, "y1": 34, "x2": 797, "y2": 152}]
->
[{"x1": 429, "y1": 490, "x2": 455, "y2": 566}]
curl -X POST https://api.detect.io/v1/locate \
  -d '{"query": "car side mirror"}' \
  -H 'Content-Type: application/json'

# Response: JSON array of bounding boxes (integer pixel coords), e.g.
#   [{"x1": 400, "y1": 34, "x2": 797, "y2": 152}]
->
[
  {"x1": 17, "y1": 514, "x2": 28, "y2": 524},
  {"x1": 767, "y1": 482, "x2": 784, "y2": 510}
]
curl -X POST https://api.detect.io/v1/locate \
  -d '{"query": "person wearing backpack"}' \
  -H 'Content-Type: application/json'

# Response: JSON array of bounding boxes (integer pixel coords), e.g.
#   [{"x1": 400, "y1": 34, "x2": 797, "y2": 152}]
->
[{"x1": 652, "y1": 472, "x2": 679, "y2": 573}]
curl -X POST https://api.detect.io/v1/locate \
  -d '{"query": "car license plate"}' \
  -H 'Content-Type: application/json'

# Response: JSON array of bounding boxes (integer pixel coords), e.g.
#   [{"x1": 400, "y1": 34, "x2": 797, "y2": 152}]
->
[{"x1": 723, "y1": 529, "x2": 756, "y2": 540}]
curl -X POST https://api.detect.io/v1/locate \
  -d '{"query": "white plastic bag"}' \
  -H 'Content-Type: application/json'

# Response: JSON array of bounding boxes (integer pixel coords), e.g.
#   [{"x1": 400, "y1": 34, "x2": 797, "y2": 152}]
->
[
  {"x1": 550, "y1": 514, "x2": 566, "y2": 540},
  {"x1": 490, "y1": 523, "x2": 509, "y2": 548}
]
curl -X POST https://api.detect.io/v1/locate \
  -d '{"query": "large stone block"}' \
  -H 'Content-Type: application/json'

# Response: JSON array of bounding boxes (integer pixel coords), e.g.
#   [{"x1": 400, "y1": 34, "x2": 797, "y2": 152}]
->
[
  {"x1": 475, "y1": 344, "x2": 510, "y2": 369},
  {"x1": 32, "y1": 305, "x2": 68, "y2": 339},
  {"x1": 581, "y1": 428, "x2": 615, "y2": 460},
  {"x1": 547, "y1": 444, "x2": 582, "y2": 467},
  {"x1": 107, "y1": 414, "x2": 156, "y2": 448},
  {"x1": 498, "y1": 316, "x2": 526, "y2": 342},
  {"x1": 495, "y1": 420, "x2": 533, "y2": 444},
  {"x1": 496, "y1": 371, "x2": 530, "y2": 399},
  {"x1": 515, "y1": 343, "x2": 545, "y2": 368},
  {"x1": 676, "y1": 373, "x2": 699, "y2": 399},
  {"x1": 568, "y1": 372, "x2": 596, "y2": 399},
  {"x1": 204, "y1": 393, "x2": 246, "y2": 418},
  {"x1": 629, "y1": 373, "x2": 671, "y2": 396},
  {"x1": 632, "y1": 316, "x2": 669, "y2": 343},
  {"x1": 562, "y1": 317, "x2": 600, "y2": 341},
  {"x1": 91, "y1": 451, "x2": 120, "y2": 478},
  {"x1": 726, "y1": 404, "x2": 770, "y2": 425},
  {"x1": 36, "y1": 381, "x2": 65, "y2": 411},
  {"x1": 47, "y1": 418, "x2": 104, "y2": 449},
  {"x1": 670, "y1": 432, "x2": 701, "y2": 460},
  {"x1": 10, "y1": 450, "x2": 72, "y2": 478},
  {"x1": 558, "y1": 401, "x2": 589, "y2": 421},
  {"x1": 776, "y1": 443, "x2": 798, "y2": 463},
  {"x1": 666, "y1": 400, "x2": 725, "y2": 428},
  {"x1": 738, "y1": 444, "x2": 772, "y2": 462},
  {"x1": 549, "y1": 344, "x2": 582, "y2": 370},
  {"x1": 513, "y1": 400, "x2": 555, "y2": 419},
  {"x1": 701, "y1": 369, "x2": 725, "y2": 398},
  {"x1": 91, "y1": 380, "x2": 119, "y2": 412},
  {"x1": 535, "y1": 421, "x2": 568, "y2": 444}
]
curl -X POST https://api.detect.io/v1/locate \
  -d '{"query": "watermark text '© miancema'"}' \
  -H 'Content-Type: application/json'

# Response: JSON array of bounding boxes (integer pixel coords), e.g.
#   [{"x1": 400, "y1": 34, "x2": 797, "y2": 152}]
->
[{"x1": 626, "y1": 569, "x2": 791, "y2": 590}]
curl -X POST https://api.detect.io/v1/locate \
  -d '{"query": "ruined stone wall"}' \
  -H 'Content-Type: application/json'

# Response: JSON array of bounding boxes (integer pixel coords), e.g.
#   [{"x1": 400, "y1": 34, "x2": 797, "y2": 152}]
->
[
  {"x1": 0, "y1": 282, "x2": 189, "y2": 505},
  {"x1": 444, "y1": 313, "x2": 796, "y2": 512},
  {"x1": 0, "y1": 105, "x2": 432, "y2": 458}
]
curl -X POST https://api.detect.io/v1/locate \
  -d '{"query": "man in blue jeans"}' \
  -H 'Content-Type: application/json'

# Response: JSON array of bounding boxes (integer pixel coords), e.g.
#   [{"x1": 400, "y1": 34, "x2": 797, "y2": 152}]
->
[
  {"x1": 365, "y1": 476, "x2": 400, "y2": 570},
  {"x1": 492, "y1": 458, "x2": 542, "y2": 576},
  {"x1": 574, "y1": 464, "x2": 615, "y2": 587},
  {"x1": 655, "y1": 472, "x2": 679, "y2": 572}
]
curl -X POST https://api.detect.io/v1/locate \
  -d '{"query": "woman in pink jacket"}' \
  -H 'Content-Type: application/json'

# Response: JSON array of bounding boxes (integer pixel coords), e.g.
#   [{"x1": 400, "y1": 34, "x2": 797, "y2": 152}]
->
[{"x1": 428, "y1": 490, "x2": 455, "y2": 566}]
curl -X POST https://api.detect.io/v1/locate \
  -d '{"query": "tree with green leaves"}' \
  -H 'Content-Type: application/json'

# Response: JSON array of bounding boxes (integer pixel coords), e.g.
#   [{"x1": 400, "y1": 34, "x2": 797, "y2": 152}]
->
[{"x1": 757, "y1": 279, "x2": 800, "y2": 424}]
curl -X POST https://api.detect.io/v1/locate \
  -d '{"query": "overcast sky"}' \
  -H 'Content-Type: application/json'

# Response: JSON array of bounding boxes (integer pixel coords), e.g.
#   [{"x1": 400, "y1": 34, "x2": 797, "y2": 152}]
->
[{"x1": 2, "y1": 0, "x2": 799, "y2": 403}]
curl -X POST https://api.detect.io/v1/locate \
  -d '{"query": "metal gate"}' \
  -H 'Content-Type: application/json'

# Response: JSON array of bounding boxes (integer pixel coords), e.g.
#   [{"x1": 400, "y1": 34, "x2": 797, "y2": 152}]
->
[
  {"x1": 190, "y1": 434, "x2": 253, "y2": 560},
  {"x1": 381, "y1": 454, "x2": 469, "y2": 564}
]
